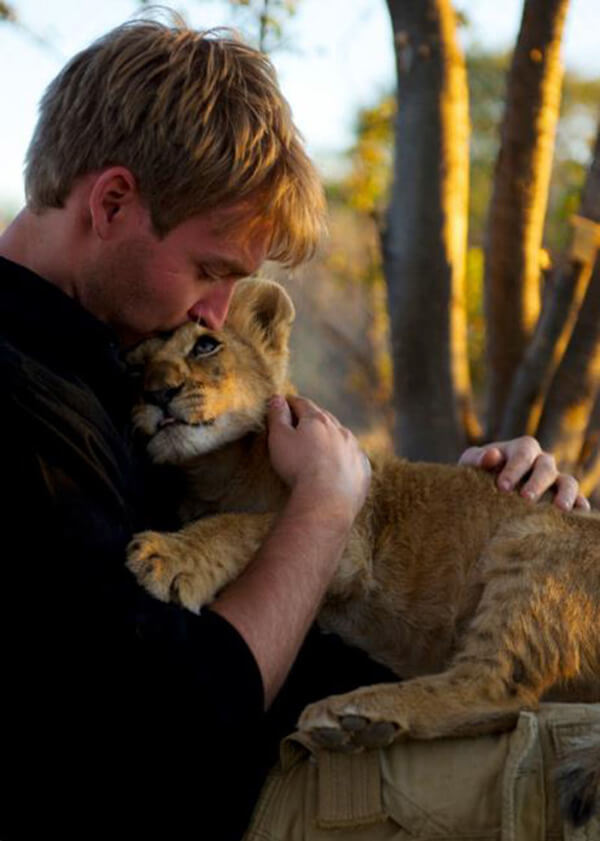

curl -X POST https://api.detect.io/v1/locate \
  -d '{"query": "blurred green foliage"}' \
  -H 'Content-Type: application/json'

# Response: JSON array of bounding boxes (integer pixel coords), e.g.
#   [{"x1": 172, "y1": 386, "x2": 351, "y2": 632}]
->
[
  {"x1": 220, "y1": 0, "x2": 298, "y2": 52},
  {"x1": 0, "y1": 2, "x2": 16, "y2": 21}
]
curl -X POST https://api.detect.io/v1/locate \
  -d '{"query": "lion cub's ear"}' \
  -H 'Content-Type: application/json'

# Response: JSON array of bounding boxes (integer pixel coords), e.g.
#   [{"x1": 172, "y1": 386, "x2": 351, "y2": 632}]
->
[
  {"x1": 124, "y1": 336, "x2": 166, "y2": 369},
  {"x1": 227, "y1": 278, "x2": 295, "y2": 355}
]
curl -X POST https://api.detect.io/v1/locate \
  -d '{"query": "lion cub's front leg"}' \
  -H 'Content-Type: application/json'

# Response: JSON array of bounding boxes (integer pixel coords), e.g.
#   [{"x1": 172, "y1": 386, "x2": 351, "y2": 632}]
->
[
  {"x1": 127, "y1": 512, "x2": 274, "y2": 612},
  {"x1": 298, "y1": 666, "x2": 531, "y2": 751}
]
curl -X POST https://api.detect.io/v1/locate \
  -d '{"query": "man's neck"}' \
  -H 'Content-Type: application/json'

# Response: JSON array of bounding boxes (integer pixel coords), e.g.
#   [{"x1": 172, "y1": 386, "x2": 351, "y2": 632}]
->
[{"x1": 0, "y1": 207, "x2": 78, "y2": 299}]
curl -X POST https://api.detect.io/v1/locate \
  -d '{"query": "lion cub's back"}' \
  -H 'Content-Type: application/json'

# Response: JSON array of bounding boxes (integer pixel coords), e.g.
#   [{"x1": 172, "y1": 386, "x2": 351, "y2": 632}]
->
[
  {"x1": 363, "y1": 455, "x2": 549, "y2": 588},
  {"x1": 369, "y1": 452, "x2": 527, "y2": 534}
]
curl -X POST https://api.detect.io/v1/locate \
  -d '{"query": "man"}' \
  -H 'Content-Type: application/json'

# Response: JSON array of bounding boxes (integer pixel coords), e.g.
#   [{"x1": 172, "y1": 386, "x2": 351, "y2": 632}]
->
[{"x1": 0, "y1": 17, "x2": 587, "y2": 841}]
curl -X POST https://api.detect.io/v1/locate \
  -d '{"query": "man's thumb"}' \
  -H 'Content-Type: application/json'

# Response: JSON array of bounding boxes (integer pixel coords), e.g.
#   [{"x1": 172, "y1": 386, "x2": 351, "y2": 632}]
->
[{"x1": 267, "y1": 395, "x2": 293, "y2": 428}]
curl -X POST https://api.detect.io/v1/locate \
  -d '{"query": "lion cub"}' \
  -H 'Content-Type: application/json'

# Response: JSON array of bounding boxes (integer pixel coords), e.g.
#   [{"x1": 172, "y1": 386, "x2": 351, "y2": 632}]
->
[{"x1": 127, "y1": 277, "x2": 600, "y2": 751}]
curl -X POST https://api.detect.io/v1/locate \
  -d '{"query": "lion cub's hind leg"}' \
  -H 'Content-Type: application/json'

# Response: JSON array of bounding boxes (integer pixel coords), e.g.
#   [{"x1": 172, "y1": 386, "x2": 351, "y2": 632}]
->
[{"x1": 299, "y1": 513, "x2": 598, "y2": 750}]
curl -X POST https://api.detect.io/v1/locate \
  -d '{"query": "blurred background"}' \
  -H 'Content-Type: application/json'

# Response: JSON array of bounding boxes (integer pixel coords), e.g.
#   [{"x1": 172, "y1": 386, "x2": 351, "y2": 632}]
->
[{"x1": 2, "y1": 1, "x2": 600, "y2": 490}]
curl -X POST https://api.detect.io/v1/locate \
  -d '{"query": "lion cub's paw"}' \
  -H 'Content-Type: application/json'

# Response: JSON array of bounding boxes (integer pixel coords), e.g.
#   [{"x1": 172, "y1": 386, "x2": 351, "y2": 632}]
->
[
  {"x1": 298, "y1": 684, "x2": 405, "y2": 752},
  {"x1": 126, "y1": 531, "x2": 204, "y2": 613}
]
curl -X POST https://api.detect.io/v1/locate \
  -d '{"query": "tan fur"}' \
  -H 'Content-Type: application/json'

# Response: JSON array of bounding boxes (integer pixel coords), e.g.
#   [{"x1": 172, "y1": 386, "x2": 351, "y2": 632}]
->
[{"x1": 127, "y1": 277, "x2": 600, "y2": 750}]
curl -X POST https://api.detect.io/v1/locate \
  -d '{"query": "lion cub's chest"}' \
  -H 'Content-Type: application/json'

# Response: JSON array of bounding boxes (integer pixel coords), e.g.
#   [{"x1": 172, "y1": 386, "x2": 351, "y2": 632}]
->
[{"x1": 177, "y1": 431, "x2": 288, "y2": 522}]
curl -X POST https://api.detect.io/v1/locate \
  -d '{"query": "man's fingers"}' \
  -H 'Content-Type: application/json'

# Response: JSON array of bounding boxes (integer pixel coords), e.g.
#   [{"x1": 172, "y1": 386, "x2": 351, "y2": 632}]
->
[
  {"x1": 459, "y1": 435, "x2": 589, "y2": 512},
  {"x1": 458, "y1": 445, "x2": 504, "y2": 469},
  {"x1": 525, "y1": 472, "x2": 590, "y2": 512},
  {"x1": 322, "y1": 408, "x2": 342, "y2": 428},
  {"x1": 575, "y1": 493, "x2": 592, "y2": 511},
  {"x1": 512, "y1": 451, "x2": 556, "y2": 499},
  {"x1": 544, "y1": 473, "x2": 578, "y2": 510},
  {"x1": 496, "y1": 437, "x2": 543, "y2": 492},
  {"x1": 285, "y1": 394, "x2": 314, "y2": 412},
  {"x1": 478, "y1": 447, "x2": 505, "y2": 470},
  {"x1": 286, "y1": 394, "x2": 322, "y2": 420},
  {"x1": 359, "y1": 449, "x2": 372, "y2": 480},
  {"x1": 268, "y1": 394, "x2": 293, "y2": 427},
  {"x1": 286, "y1": 395, "x2": 342, "y2": 427}
]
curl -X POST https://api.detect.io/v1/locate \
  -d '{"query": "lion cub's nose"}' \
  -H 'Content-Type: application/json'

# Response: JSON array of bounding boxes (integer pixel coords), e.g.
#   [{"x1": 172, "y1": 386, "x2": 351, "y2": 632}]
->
[{"x1": 144, "y1": 385, "x2": 183, "y2": 410}]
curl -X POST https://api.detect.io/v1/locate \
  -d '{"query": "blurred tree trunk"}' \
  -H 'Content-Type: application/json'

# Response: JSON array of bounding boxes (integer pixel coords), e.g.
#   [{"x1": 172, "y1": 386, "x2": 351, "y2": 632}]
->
[
  {"x1": 536, "y1": 256, "x2": 600, "y2": 467},
  {"x1": 484, "y1": 0, "x2": 569, "y2": 438},
  {"x1": 576, "y1": 392, "x2": 600, "y2": 496},
  {"x1": 536, "y1": 207, "x2": 600, "y2": 467},
  {"x1": 497, "y1": 117, "x2": 600, "y2": 481},
  {"x1": 499, "y1": 124, "x2": 600, "y2": 440},
  {"x1": 382, "y1": 0, "x2": 478, "y2": 462}
]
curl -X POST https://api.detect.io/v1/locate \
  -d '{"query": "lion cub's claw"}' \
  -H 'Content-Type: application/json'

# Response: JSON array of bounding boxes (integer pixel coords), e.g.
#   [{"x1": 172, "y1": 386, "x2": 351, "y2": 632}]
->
[
  {"x1": 299, "y1": 692, "x2": 402, "y2": 752},
  {"x1": 310, "y1": 727, "x2": 354, "y2": 751},
  {"x1": 126, "y1": 531, "x2": 201, "y2": 613}
]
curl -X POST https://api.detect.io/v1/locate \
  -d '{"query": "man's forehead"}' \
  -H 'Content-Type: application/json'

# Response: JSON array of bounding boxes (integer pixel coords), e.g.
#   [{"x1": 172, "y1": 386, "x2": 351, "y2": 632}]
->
[
  {"x1": 176, "y1": 202, "x2": 272, "y2": 273},
  {"x1": 201, "y1": 226, "x2": 272, "y2": 275},
  {"x1": 206, "y1": 200, "x2": 273, "y2": 247},
  {"x1": 208, "y1": 198, "x2": 259, "y2": 230}
]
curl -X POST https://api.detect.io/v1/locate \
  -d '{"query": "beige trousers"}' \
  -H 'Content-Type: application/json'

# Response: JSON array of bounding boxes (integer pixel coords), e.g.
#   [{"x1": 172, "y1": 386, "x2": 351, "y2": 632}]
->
[{"x1": 245, "y1": 704, "x2": 600, "y2": 841}]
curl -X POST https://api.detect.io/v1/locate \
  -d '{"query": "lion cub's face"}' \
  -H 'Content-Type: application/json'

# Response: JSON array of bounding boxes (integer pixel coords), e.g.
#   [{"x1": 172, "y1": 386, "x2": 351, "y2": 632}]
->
[{"x1": 128, "y1": 278, "x2": 295, "y2": 465}]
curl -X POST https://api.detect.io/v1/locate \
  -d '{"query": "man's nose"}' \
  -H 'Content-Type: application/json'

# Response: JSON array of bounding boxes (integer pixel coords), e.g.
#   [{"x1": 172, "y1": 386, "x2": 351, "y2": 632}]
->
[{"x1": 188, "y1": 278, "x2": 236, "y2": 329}]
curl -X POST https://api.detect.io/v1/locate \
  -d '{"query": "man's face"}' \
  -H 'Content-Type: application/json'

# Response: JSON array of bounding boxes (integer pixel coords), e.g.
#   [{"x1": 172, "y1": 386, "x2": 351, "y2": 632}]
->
[{"x1": 81, "y1": 202, "x2": 271, "y2": 347}]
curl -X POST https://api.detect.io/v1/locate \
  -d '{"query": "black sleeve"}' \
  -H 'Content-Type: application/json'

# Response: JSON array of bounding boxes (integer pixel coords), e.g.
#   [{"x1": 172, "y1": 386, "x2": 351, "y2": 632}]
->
[{"x1": 0, "y1": 399, "x2": 266, "y2": 840}]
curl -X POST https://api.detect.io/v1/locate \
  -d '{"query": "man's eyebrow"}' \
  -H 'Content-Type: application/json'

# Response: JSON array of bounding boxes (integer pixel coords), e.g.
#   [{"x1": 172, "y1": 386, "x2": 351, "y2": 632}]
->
[{"x1": 198, "y1": 255, "x2": 253, "y2": 276}]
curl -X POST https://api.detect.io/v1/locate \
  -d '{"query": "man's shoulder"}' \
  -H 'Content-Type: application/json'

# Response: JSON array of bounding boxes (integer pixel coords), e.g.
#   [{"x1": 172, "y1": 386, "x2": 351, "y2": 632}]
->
[
  {"x1": 0, "y1": 333, "x2": 100, "y2": 431},
  {"x1": 0, "y1": 332, "x2": 137, "y2": 506},
  {"x1": 0, "y1": 333, "x2": 30, "y2": 375},
  {"x1": 0, "y1": 335, "x2": 56, "y2": 418}
]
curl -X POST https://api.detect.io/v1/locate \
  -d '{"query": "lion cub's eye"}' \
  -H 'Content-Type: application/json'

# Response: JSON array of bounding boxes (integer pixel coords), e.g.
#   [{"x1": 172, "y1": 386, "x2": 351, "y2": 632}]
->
[{"x1": 191, "y1": 335, "x2": 222, "y2": 358}]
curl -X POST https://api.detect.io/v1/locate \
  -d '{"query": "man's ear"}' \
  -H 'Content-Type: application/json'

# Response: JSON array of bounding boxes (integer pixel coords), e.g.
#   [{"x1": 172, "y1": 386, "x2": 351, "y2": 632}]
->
[{"x1": 88, "y1": 167, "x2": 143, "y2": 240}]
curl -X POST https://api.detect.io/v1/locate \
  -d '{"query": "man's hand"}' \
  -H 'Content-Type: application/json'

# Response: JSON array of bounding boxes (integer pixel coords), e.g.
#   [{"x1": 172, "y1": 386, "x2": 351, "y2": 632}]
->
[
  {"x1": 267, "y1": 394, "x2": 371, "y2": 526},
  {"x1": 459, "y1": 436, "x2": 590, "y2": 512}
]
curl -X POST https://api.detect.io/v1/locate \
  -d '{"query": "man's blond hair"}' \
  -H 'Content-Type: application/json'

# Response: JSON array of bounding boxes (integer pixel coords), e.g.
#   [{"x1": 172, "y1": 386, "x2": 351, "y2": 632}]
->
[{"x1": 25, "y1": 18, "x2": 325, "y2": 265}]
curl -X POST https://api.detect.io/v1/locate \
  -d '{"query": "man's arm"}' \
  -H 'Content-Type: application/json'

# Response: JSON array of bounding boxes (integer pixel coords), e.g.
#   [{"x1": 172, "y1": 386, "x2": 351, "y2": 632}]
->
[{"x1": 211, "y1": 395, "x2": 370, "y2": 708}]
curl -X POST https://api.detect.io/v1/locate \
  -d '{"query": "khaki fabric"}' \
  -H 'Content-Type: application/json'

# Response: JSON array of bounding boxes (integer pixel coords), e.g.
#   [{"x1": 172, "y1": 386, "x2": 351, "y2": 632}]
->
[{"x1": 244, "y1": 704, "x2": 600, "y2": 841}]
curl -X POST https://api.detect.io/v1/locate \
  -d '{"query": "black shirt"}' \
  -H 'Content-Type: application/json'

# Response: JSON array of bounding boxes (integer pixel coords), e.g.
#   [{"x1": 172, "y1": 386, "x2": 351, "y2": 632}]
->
[{"x1": 0, "y1": 256, "x2": 395, "y2": 840}]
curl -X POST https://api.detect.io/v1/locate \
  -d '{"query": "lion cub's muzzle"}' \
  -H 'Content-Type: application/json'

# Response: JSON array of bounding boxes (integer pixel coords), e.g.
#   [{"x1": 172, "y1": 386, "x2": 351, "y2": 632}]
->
[{"x1": 143, "y1": 384, "x2": 183, "y2": 412}]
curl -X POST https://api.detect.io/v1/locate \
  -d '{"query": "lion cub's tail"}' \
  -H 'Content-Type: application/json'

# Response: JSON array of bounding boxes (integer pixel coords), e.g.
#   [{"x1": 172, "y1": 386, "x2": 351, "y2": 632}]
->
[{"x1": 556, "y1": 729, "x2": 600, "y2": 827}]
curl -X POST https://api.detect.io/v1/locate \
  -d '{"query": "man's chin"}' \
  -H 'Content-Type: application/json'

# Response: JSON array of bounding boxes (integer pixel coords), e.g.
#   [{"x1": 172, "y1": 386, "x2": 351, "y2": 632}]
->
[{"x1": 119, "y1": 328, "x2": 160, "y2": 350}]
